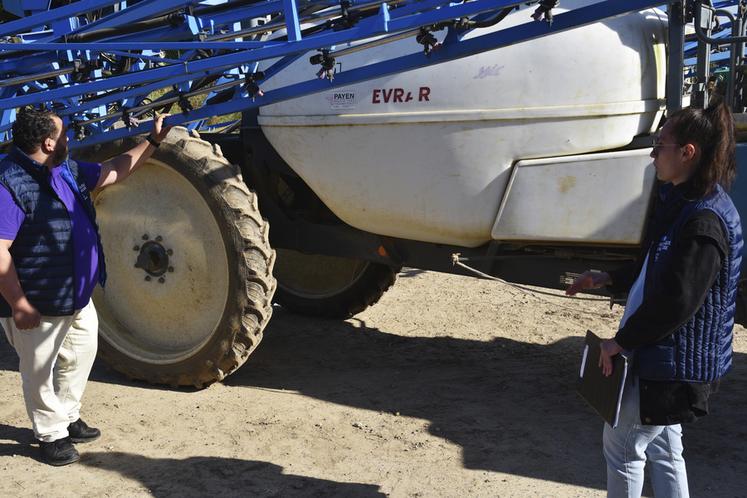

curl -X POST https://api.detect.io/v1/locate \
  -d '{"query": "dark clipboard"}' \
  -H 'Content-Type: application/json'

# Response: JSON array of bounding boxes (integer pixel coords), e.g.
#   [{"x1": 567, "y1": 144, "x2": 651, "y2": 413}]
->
[{"x1": 576, "y1": 330, "x2": 629, "y2": 428}]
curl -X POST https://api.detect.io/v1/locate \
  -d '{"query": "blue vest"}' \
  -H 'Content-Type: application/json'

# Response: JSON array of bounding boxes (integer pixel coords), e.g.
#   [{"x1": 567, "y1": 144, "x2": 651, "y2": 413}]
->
[
  {"x1": 0, "y1": 147, "x2": 106, "y2": 317},
  {"x1": 636, "y1": 184, "x2": 743, "y2": 382}
]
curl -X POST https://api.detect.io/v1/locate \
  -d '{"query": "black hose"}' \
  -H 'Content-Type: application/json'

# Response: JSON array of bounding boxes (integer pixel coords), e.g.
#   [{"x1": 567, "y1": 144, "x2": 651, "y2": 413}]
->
[
  {"x1": 66, "y1": 12, "x2": 185, "y2": 42},
  {"x1": 471, "y1": 7, "x2": 515, "y2": 29}
]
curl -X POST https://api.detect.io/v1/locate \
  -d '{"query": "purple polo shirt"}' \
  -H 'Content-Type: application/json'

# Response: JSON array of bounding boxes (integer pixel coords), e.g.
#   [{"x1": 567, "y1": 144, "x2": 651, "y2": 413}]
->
[{"x1": 0, "y1": 162, "x2": 102, "y2": 310}]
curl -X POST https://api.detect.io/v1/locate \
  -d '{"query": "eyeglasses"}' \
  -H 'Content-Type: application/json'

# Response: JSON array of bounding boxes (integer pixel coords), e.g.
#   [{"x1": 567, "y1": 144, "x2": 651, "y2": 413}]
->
[{"x1": 651, "y1": 137, "x2": 682, "y2": 152}]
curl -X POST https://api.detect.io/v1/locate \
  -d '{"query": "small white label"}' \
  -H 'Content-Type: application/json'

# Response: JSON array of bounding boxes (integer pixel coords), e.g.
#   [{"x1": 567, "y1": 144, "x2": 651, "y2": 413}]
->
[{"x1": 326, "y1": 90, "x2": 357, "y2": 110}]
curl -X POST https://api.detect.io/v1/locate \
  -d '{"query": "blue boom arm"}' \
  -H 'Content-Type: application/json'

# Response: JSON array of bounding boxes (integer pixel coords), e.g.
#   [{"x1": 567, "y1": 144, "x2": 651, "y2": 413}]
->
[{"x1": 0, "y1": 0, "x2": 741, "y2": 150}]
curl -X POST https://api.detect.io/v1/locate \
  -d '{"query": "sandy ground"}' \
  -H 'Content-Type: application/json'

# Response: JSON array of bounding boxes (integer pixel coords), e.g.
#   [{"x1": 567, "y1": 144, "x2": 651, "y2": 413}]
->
[{"x1": 1, "y1": 269, "x2": 746, "y2": 497}]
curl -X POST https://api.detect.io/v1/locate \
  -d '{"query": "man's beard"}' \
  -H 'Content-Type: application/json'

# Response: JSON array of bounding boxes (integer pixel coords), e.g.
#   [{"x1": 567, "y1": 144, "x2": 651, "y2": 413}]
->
[{"x1": 51, "y1": 143, "x2": 68, "y2": 166}]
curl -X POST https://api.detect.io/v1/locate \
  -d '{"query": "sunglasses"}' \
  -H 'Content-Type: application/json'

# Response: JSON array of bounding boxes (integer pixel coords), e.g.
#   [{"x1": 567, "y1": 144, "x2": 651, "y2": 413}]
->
[{"x1": 651, "y1": 137, "x2": 682, "y2": 152}]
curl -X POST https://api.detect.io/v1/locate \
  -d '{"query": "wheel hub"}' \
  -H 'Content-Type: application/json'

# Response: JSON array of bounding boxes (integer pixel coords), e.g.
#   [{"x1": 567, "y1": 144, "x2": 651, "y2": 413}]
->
[{"x1": 133, "y1": 235, "x2": 174, "y2": 282}]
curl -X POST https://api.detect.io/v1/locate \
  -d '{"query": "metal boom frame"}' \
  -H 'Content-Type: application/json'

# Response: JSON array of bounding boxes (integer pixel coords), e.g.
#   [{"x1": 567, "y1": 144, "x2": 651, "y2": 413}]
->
[{"x1": 1, "y1": 0, "x2": 720, "y2": 151}]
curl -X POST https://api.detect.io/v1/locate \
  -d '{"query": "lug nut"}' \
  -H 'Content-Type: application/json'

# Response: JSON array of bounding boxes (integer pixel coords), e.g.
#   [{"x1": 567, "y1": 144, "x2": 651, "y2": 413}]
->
[
  {"x1": 166, "y1": 249, "x2": 173, "y2": 256},
  {"x1": 168, "y1": 266, "x2": 174, "y2": 273},
  {"x1": 142, "y1": 234, "x2": 149, "y2": 240},
  {"x1": 155, "y1": 235, "x2": 163, "y2": 242},
  {"x1": 158, "y1": 277, "x2": 165, "y2": 284},
  {"x1": 144, "y1": 276, "x2": 151, "y2": 282},
  {"x1": 133, "y1": 245, "x2": 140, "y2": 251}
]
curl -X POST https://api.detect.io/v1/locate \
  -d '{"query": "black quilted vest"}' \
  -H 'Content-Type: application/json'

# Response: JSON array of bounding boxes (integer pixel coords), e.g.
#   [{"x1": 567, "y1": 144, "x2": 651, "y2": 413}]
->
[{"x1": 0, "y1": 147, "x2": 106, "y2": 317}]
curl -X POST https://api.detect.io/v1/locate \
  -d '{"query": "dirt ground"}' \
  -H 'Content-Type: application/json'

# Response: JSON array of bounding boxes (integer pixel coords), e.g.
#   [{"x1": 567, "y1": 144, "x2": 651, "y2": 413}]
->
[{"x1": 1, "y1": 270, "x2": 746, "y2": 497}]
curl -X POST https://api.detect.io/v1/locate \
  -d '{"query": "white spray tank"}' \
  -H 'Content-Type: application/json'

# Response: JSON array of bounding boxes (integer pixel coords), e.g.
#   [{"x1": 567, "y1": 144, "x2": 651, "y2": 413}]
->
[{"x1": 258, "y1": 2, "x2": 668, "y2": 247}]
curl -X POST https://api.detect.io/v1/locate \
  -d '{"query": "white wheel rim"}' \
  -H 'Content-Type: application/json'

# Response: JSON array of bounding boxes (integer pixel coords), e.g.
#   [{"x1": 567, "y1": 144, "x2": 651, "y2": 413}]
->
[{"x1": 93, "y1": 159, "x2": 230, "y2": 364}]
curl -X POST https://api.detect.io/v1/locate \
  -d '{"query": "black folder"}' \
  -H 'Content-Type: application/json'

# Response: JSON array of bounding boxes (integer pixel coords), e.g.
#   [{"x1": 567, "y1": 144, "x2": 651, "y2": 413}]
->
[{"x1": 576, "y1": 330, "x2": 629, "y2": 428}]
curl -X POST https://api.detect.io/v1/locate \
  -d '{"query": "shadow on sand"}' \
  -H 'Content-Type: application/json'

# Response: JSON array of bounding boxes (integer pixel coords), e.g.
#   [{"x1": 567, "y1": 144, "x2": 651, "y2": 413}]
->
[
  {"x1": 1, "y1": 308, "x2": 745, "y2": 495},
  {"x1": 80, "y1": 451, "x2": 384, "y2": 497},
  {"x1": 224, "y1": 309, "x2": 747, "y2": 496}
]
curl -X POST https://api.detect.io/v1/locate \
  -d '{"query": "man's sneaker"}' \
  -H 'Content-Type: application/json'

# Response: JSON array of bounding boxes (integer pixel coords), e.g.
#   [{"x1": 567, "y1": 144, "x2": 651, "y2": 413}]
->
[
  {"x1": 68, "y1": 419, "x2": 101, "y2": 443},
  {"x1": 40, "y1": 437, "x2": 80, "y2": 466}
]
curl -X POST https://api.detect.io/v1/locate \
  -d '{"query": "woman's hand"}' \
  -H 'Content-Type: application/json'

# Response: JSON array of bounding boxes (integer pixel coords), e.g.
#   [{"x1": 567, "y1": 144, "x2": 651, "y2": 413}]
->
[
  {"x1": 566, "y1": 270, "x2": 611, "y2": 296},
  {"x1": 598, "y1": 339, "x2": 623, "y2": 376}
]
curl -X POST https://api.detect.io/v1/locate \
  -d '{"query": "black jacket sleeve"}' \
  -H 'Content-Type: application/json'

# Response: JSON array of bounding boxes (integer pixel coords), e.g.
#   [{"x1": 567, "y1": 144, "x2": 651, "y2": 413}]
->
[
  {"x1": 613, "y1": 211, "x2": 727, "y2": 351},
  {"x1": 606, "y1": 261, "x2": 640, "y2": 296}
]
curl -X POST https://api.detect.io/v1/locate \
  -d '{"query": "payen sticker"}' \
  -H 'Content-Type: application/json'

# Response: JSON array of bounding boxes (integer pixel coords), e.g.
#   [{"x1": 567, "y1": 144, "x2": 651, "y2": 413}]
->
[{"x1": 326, "y1": 91, "x2": 358, "y2": 109}]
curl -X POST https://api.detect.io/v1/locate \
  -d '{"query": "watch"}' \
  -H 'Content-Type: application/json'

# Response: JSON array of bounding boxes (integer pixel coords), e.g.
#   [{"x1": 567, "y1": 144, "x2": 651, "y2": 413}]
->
[{"x1": 146, "y1": 135, "x2": 161, "y2": 148}]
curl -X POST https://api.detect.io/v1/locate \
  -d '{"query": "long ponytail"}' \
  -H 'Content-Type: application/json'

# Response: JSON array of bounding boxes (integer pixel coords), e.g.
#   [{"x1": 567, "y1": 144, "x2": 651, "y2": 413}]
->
[{"x1": 667, "y1": 99, "x2": 736, "y2": 197}]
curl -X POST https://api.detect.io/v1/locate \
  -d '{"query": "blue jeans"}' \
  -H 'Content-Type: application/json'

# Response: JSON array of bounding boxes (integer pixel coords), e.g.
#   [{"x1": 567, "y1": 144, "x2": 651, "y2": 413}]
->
[{"x1": 602, "y1": 375, "x2": 689, "y2": 498}]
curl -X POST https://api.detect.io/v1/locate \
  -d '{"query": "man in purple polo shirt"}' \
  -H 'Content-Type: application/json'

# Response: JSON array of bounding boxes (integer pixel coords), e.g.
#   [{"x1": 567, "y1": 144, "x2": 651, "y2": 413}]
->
[
  {"x1": 0, "y1": 108, "x2": 171, "y2": 466},
  {"x1": 0, "y1": 158, "x2": 101, "y2": 311}
]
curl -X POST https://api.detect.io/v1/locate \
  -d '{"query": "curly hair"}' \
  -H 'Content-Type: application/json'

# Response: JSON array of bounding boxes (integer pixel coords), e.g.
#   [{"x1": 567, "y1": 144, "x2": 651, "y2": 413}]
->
[{"x1": 12, "y1": 107, "x2": 58, "y2": 154}]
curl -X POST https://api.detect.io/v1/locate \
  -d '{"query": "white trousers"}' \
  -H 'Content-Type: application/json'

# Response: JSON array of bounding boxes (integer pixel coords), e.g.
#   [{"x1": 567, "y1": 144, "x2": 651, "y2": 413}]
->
[{"x1": 1, "y1": 300, "x2": 98, "y2": 443}]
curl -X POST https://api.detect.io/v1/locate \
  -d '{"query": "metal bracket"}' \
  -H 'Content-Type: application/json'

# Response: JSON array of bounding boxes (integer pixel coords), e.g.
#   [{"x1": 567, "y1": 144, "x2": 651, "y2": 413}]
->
[
  {"x1": 311, "y1": 50, "x2": 336, "y2": 80},
  {"x1": 243, "y1": 71, "x2": 265, "y2": 99},
  {"x1": 121, "y1": 106, "x2": 140, "y2": 128},
  {"x1": 416, "y1": 28, "x2": 440, "y2": 56},
  {"x1": 698, "y1": 2, "x2": 714, "y2": 29}
]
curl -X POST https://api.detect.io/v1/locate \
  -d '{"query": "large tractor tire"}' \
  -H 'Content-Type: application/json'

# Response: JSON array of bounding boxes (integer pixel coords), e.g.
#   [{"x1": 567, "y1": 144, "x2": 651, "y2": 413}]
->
[
  {"x1": 272, "y1": 250, "x2": 399, "y2": 318},
  {"x1": 90, "y1": 128, "x2": 276, "y2": 388}
]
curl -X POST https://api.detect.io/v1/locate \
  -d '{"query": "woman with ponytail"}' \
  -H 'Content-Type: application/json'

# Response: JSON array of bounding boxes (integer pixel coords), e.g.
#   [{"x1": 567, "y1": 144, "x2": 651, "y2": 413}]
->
[{"x1": 567, "y1": 100, "x2": 743, "y2": 498}]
